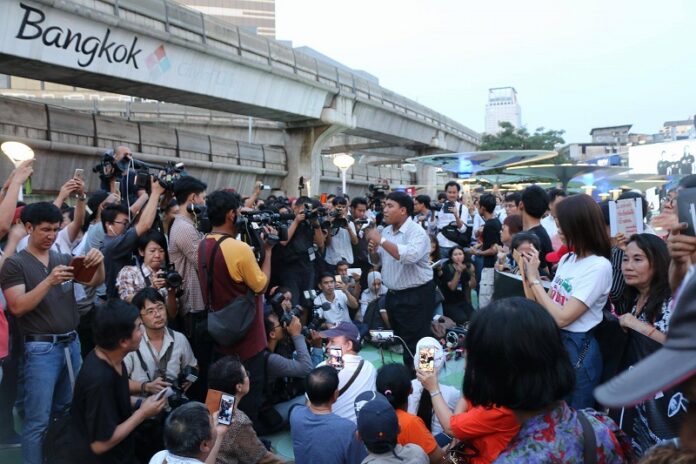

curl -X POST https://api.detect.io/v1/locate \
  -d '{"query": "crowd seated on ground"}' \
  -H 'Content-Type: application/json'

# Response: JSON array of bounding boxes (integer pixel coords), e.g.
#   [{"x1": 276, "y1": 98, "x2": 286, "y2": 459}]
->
[{"x1": 2, "y1": 152, "x2": 696, "y2": 464}]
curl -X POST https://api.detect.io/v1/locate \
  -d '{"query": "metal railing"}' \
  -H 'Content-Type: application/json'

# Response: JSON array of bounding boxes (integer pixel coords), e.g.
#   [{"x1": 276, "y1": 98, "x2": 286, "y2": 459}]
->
[{"x1": 57, "y1": 0, "x2": 480, "y2": 145}]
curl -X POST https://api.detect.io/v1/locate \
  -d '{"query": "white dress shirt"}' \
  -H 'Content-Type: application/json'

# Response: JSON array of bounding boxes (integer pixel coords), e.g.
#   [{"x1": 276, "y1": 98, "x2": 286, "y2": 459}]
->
[
  {"x1": 374, "y1": 217, "x2": 432, "y2": 291},
  {"x1": 325, "y1": 221, "x2": 357, "y2": 265}
]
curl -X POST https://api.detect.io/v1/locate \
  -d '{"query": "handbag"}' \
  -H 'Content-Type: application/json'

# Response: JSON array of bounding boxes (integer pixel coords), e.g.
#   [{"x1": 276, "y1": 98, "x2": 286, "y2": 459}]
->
[
  {"x1": 442, "y1": 440, "x2": 479, "y2": 464},
  {"x1": 439, "y1": 205, "x2": 472, "y2": 247},
  {"x1": 201, "y1": 235, "x2": 257, "y2": 347}
]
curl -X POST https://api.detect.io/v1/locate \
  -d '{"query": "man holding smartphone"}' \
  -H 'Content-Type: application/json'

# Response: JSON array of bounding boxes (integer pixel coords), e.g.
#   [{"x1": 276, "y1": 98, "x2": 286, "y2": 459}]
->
[{"x1": 0, "y1": 202, "x2": 104, "y2": 464}]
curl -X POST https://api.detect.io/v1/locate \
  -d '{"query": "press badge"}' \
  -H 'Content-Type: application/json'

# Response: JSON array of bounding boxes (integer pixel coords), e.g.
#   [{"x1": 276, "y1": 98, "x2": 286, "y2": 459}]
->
[{"x1": 308, "y1": 247, "x2": 316, "y2": 261}]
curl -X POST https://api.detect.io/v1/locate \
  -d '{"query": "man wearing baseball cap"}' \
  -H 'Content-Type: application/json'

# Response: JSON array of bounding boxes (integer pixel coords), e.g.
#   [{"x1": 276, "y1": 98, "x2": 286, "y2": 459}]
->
[
  {"x1": 355, "y1": 391, "x2": 428, "y2": 463},
  {"x1": 319, "y1": 322, "x2": 376, "y2": 422},
  {"x1": 595, "y1": 274, "x2": 696, "y2": 458}
]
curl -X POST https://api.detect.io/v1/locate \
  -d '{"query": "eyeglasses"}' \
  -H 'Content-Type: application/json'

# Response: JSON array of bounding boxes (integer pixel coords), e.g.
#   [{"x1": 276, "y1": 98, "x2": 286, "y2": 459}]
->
[{"x1": 140, "y1": 305, "x2": 166, "y2": 317}]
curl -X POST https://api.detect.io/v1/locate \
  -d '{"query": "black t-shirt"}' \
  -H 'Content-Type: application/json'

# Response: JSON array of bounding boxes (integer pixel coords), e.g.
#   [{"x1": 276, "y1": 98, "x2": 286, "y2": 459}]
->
[
  {"x1": 482, "y1": 218, "x2": 502, "y2": 268},
  {"x1": 70, "y1": 350, "x2": 134, "y2": 464},
  {"x1": 529, "y1": 225, "x2": 553, "y2": 274},
  {"x1": 439, "y1": 262, "x2": 470, "y2": 302},
  {"x1": 280, "y1": 221, "x2": 314, "y2": 269}
]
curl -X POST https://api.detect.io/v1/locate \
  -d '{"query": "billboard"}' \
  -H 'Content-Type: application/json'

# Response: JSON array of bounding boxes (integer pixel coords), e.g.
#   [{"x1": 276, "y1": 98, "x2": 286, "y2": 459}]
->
[{"x1": 628, "y1": 140, "x2": 695, "y2": 175}]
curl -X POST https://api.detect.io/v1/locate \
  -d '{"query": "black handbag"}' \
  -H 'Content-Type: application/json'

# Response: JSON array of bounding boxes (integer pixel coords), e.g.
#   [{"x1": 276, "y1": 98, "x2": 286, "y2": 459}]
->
[
  {"x1": 201, "y1": 235, "x2": 257, "y2": 347},
  {"x1": 439, "y1": 205, "x2": 472, "y2": 247}
]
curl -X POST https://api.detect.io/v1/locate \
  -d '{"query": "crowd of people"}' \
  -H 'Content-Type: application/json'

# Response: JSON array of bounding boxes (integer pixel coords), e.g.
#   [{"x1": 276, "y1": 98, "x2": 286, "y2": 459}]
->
[{"x1": 0, "y1": 147, "x2": 695, "y2": 464}]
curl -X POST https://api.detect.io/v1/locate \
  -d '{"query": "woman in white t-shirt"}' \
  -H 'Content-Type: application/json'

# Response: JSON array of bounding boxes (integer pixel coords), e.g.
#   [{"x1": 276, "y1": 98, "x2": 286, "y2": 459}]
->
[{"x1": 522, "y1": 194, "x2": 612, "y2": 409}]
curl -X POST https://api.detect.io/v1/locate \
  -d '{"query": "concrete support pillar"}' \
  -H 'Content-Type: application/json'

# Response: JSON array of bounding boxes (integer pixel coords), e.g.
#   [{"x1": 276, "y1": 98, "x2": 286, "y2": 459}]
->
[
  {"x1": 282, "y1": 125, "x2": 344, "y2": 198},
  {"x1": 416, "y1": 163, "x2": 438, "y2": 197}
]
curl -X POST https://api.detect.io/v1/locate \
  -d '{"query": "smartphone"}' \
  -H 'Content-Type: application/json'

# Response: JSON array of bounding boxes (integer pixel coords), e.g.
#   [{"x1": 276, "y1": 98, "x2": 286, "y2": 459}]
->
[
  {"x1": 327, "y1": 346, "x2": 344, "y2": 370},
  {"x1": 217, "y1": 394, "x2": 235, "y2": 425},
  {"x1": 73, "y1": 168, "x2": 84, "y2": 181},
  {"x1": 369, "y1": 329, "x2": 394, "y2": 342},
  {"x1": 155, "y1": 386, "x2": 175, "y2": 401},
  {"x1": 114, "y1": 181, "x2": 121, "y2": 195},
  {"x1": 261, "y1": 184, "x2": 272, "y2": 190},
  {"x1": 335, "y1": 275, "x2": 344, "y2": 284},
  {"x1": 419, "y1": 346, "x2": 436, "y2": 373}
]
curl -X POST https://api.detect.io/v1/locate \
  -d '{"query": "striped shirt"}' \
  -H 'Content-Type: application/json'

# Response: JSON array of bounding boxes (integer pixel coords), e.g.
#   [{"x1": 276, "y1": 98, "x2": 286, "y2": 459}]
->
[
  {"x1": 168, "y1": 215, "x2": 205, "y2": 315},
  {"x1": 375, "y1": 217, "x2": 432, "y2": 291}
]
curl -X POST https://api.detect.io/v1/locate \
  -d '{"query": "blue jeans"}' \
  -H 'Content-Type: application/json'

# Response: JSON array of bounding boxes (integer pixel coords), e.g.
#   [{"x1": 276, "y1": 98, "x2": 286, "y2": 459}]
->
[
  {"x1": 22, "y1": 335, "x2": 82, "y2": 464},
  {"x1": 561, "y1": 330, "x2": 602, "y2": 409}
]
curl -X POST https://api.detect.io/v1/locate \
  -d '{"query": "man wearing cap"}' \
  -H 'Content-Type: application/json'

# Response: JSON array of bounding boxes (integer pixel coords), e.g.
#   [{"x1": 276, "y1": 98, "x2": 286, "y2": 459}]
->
[
  {"x1": 595, "y1": 271, "x2": 696, "y2": 459},
  {"x1": 319, "y1": 321, "x2": 377, "y2": 423},
  {"x1": 355, "y1": 391, "x2": 428, "y2": 464}
]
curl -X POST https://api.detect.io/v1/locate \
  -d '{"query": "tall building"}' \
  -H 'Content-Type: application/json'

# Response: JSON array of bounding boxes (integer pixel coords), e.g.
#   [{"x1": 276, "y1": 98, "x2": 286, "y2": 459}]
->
[
  {"x1": 176, "y1": 0, "x2": 276, "y2": 38},
  {"x1": 484, "y1": 87, "x2": 521, "y2": 134}
]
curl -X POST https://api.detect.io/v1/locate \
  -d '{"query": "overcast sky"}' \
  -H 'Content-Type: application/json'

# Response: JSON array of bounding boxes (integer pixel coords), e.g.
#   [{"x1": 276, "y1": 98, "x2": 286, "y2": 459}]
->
[{"x1": 276, "y1": 0, "x2": 695, "y2": 143}]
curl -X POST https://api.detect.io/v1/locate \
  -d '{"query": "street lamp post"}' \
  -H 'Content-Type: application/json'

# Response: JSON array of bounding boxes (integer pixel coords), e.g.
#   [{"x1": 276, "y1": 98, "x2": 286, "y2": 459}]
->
[
  {"x1": 332, "y1": 153, "x2": 355, "y2": 195},
  {"x1": 1, "y1": 141, "x2": 35, "y2": 201}
]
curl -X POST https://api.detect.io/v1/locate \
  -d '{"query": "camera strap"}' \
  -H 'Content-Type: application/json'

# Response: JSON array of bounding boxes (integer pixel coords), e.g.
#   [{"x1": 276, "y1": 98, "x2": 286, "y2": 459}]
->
[
  {"x1": 338, "y1": 359, "x2": 364, "y2": 397},
  {"x1": 202, "y1": 235, "x2": 233, "y2": 312},
  {"x1": 135, "y1": 327, "x2": 175, "y2": 381}
]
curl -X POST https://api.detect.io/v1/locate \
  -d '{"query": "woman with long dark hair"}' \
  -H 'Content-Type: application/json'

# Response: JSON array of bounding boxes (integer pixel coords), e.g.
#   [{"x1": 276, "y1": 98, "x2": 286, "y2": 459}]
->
[
  {"x1": 611, "y1": 233, "x2": 677, "y2": 456},
  {"x1": 464, "y1": 297, "x2": 634, "y2": 462},
  {"x1": 438, "y1": 246, "x2": 475, "y2": 323},
  {"x1": 522, "y1": 194, "x2": 612, "y2": 409}
]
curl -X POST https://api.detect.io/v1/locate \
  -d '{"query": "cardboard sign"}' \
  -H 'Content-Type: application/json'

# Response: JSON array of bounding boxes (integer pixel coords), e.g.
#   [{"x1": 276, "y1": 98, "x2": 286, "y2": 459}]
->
[{"x1": 609, "y1": 198, "x2": 644, "y2": 237}]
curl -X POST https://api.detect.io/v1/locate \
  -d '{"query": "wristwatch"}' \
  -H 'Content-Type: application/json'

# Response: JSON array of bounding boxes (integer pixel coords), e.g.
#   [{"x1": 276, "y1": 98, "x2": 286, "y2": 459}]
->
[
  {"x1": 380, "y1": 236, "x2": 387, "y2": 246},
  {"x1": 530, "y1": 279, "x2": 541, "y2": 287}
]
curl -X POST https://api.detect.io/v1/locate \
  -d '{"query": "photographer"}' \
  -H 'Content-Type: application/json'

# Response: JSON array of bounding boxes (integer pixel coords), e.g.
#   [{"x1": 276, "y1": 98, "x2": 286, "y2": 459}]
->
[
  {"x1": 262, "y1": 311, "x2": 314, "y2": 423},
  {"x1": 116, "y1": 230, "x2": 178, "y2": 319},
  {"x1": 97, "y1": 146, "x2": 148, "y2": 210},
  {"x1": 314, "y1": 273, "x2": 359, "y2": 327},
  {"x1": 413, "y1": 194, "x2": 436, "y2": 234},
  {"x1": 434, "y1": 181, "x2": 469, "y2": 259},
  {"x1": 125, "y1": 288, "x2": 197, "y2": 398},
  {"x1": 349, "y1": 197, "x2": 373, "y2": 283},
  {"x1": 197, "y1": 189, "x2": 276, "y2": 428},
  {"x1": 324, "y1": 196, "x2": 358, "y2": 271},
  {"x1": 277, "y1": 196, "x2": 325, "y2": 306},
  {"x1": 102, "y1": 176, "x2": 166, "y2": 298}
]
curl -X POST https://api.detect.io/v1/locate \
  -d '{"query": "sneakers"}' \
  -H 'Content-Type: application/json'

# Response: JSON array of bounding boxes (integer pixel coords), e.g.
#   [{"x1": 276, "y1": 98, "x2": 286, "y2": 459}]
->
[{"x1": 0, "y1": 431, "x2": 21, "y2": 448}]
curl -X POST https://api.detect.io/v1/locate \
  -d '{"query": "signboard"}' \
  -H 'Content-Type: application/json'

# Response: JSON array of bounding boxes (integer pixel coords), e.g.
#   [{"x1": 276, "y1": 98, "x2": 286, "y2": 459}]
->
[
  {"x1": 628, "y1": 140, "x2": 695, "y2": 175},
  {"x1": 0, "y1": 1, "x2": 327, "y2": 117},
  {"x1": 609, "y1": 198, "x2": 644, "y2": 237}
]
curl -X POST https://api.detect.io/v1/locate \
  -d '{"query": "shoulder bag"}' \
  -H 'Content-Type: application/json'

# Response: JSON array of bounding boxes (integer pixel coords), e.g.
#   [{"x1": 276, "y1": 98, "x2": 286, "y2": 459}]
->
[{"x1": 201, "y1": 236, "x2": 256, "y2": 347}]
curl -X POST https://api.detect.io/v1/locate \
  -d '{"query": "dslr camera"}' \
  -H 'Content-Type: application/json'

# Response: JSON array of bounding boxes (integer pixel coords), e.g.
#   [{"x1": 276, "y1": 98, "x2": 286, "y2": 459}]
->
[
  {"x1": 167, "y1": 365, "x2": 198, "y2": 409},
  {"x1": 158, "y1": 263, "x2": 182, "y2": 289}
]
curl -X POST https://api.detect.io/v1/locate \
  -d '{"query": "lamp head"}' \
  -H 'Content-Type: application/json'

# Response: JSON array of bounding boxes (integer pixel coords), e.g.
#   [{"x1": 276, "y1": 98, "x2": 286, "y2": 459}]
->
[
  {"x1": 1, "y1": 142, "x2": 34, "y2": 166},
  {"x1": 333, "y1": 153, "x2": 355, "y2": 170}
]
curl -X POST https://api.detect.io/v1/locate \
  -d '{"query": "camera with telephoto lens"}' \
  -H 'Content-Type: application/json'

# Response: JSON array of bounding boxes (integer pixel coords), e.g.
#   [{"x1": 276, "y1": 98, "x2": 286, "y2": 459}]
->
[
  {"x1": 167, "y1": 365, "x2": 198, "y2": 409},
  {"x1": 158, "y1": 263, "x2": 182, "y2": 289},
  {"x1": 187, "y1": 204, "x2": 211, "y2": 234},
  {"x1": 279, "y1": 305, "x2": 304, "y2": 327},
  {"x1": 442, "y1": 201, "x2": 456, "y2": 213},
  {"x1": 428, "y1": 201, "x2": 442, "y2": 212},
  {"x1": 300, "y1": 302, "x2": 330, "y2": 337},
  {"x1": 236, "y1": 210, "x2": 293, "y2": 262},
  {"x1": 329, "y1": 209, "x2": 348, "y2": 230},
  {"x1": 367, "y1": 183, "x2": 389, "y2": 211},
  {"x1": 92, "y1": 149, "x2": 131, "y2": 182},
  {"x1": 134, "y1": 161, "x2": 186, "y2": 194}
]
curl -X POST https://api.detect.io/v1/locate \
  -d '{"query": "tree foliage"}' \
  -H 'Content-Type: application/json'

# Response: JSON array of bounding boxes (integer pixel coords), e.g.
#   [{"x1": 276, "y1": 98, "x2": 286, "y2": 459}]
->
[{"x1": 480, "y1": 122, "x2": 566, "y2": 153}]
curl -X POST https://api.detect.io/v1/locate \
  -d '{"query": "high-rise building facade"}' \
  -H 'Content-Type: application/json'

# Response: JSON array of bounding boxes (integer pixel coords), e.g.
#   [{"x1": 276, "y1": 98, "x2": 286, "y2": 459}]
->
[
  {"x1": 176, "y1": 0, "x2": 276, "y2": 38},
  {"x1": 484, "y1": 87, "x2": 521, "y2": 134}
]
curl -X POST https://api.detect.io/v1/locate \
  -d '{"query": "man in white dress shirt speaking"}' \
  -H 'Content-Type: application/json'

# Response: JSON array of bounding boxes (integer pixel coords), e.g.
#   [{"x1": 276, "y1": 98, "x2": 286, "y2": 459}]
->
[{"x1": 366, "y1": 191, "x2": 435, "y2": 367}]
